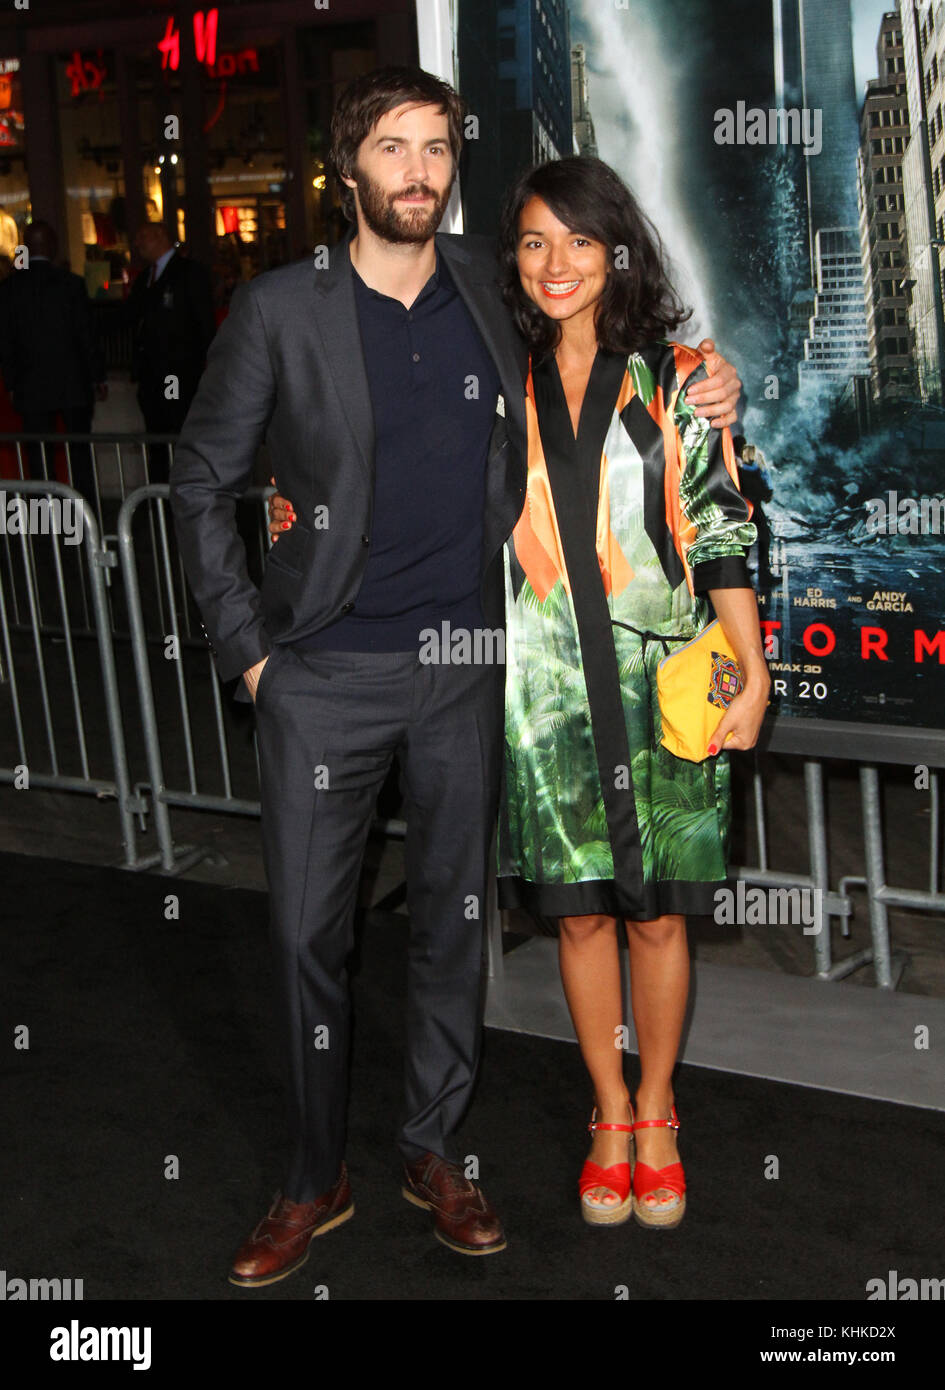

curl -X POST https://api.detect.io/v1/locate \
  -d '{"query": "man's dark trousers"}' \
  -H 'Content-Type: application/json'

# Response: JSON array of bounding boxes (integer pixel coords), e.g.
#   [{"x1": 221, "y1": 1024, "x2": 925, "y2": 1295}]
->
[{"x1": 254, "y1": 643, "x2": 503, "y2": 1202}]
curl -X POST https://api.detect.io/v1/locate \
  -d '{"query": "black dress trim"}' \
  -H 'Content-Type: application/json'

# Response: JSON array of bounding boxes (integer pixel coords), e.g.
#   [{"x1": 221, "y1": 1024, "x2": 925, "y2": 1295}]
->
[
  {"x1": 620, "y1": 343, "x2": 688, "y2": 591},
  {"x1": 527, "y1": 349, "x2": 654, "y2": 919},
  {"x1": 497, "y1": 872, "x2": 723, "y2": 920}
]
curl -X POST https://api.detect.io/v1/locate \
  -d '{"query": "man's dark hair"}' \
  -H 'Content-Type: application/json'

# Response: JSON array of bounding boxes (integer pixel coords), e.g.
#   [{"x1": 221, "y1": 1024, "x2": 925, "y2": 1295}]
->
[
  {"x1": 329, "y1": 65, "x2": 466, "y2": 223},
  {"x1": 497, "y1": 156, "x2": 691, "y2": 359},
  {"x1": 24, "y1": 219, "x2": 58, "y2": 260},
  {"x1": 136, "y1": 220, "x2": 174, "y2": 243}
]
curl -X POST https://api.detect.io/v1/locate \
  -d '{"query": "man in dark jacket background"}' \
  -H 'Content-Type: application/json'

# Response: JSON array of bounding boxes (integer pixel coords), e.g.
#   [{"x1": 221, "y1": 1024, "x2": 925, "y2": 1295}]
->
[
  {"x1": 0, "y1": 219, "x2": 105, "y2": 498},
  {"x1": 125, "y1": 220, "x2": 215, "y2": 481}
]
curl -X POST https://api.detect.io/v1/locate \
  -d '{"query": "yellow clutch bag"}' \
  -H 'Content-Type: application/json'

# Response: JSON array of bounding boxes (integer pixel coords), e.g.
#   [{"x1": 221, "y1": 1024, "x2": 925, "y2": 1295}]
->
[{"x1": 656, "y1": 620, "x2": 743, "y2": 763}]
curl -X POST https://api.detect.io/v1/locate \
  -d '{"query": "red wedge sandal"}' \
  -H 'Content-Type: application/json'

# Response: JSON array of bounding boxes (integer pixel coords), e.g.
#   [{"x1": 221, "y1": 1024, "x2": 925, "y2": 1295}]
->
[
  {"x1": 630, "y1": 1104, "x2": 686, "y2": 1229},
  {"x1": 579, "y1": 1109, "x2": 635, "y2": 1226}
]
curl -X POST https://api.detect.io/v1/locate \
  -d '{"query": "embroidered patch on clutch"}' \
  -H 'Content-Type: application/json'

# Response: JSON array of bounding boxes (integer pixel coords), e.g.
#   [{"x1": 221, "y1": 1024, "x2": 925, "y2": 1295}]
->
[{"x1": 708, "y1": 652, "x2": 743, "y2": 709}]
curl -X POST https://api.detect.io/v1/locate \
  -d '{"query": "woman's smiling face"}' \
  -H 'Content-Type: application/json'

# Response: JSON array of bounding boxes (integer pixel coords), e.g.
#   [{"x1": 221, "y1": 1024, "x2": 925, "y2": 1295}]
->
[{"x1": 516, "y1": 196, "x2": 609, "y2": 332}]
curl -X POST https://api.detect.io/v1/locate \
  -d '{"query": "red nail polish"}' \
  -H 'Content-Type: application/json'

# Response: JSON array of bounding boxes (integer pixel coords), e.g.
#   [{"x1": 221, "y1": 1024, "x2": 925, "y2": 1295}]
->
[
  {"x1": 707, "y1": 743, "x2": 718, "y2": 755},
  {"x1": 281, "y1": 521, "x2": 289, "y2": 529}
]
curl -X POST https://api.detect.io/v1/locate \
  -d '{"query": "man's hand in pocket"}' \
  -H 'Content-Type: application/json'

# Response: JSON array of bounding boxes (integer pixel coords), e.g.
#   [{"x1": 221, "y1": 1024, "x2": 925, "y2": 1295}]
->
[{"x1": 244, "y1": 655, "x2": 269, "y2": 703}]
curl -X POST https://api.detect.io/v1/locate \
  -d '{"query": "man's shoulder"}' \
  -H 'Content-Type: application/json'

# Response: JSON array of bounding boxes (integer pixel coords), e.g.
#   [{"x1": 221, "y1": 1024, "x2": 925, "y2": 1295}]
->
[
  {"x1": 5, "y1": 261, "x2": 77, "y2": 298},
  {"x1": 49, "y1": 265, "x2": 88, "y2": 300},
  {"x1": 438, "y1": 230, "x2": 498, "y2": 253},
  {"x1": 170, "y1": 252, "x2": 210, "y2": 283},
  {"x1": 64, "y1": 267, "x2": 89, "y2": 296},
  {"x1": 236, "y1": 253, "x2": 336, "y2": 308},
  {"x1": 436, "y1": 231, "x2": 499, "y2": 276}
]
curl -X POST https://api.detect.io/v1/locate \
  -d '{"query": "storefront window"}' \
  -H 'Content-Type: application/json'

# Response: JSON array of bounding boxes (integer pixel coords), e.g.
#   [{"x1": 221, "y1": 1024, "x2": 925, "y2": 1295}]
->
[
  {"x1": 40, "y1": 11, "x2": 395, "y2": 307},
  {"x1": 202, "y1": 42, "x2": 287, "y2": 294},
  {"x1": 298, "y1": 23, "x2": 376, "y2": 251},
  {"x1": 133, "y1": 49, "x2": 186, "y2": 246},
  {"x1": 0, "y1": 55, "x2": 27, "y2": 272},
  {"x1": 55, "y1": 47, "x2": 128, "y2": 296}
]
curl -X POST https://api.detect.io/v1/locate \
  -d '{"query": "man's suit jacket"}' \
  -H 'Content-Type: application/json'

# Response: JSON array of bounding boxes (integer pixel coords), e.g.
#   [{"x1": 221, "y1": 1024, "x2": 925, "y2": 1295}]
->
[
  {"x1": 169, "y1": 230, "x2": 529, "y2": 687},
  {"x1": 0, "y1": 259, "x2": 103, "y2": 413},
  {"x1": 125, "y1": 249, "x2": 215, "y2": 397}
]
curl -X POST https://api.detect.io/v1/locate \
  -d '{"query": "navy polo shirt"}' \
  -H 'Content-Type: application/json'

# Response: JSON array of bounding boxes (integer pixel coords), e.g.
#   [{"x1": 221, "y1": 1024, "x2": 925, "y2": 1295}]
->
[{"x1": 298, "y1": 249, "x2": 501, "y2": 652}]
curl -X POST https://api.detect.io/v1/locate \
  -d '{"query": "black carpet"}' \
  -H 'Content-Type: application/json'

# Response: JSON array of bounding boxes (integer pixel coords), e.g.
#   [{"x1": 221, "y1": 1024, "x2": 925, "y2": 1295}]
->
[{"x1": 2, "y1": 849, "x2": 944, "y2": 1304}]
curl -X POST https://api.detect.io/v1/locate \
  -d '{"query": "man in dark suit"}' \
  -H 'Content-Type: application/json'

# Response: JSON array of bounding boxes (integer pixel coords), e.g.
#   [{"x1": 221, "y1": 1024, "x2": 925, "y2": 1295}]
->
[
  {"x1": 170, "y1": 66, "x2": 741, "y2": 1285},
  {"x1": 0, "y1": 220, "x2": 105, "y2": 498},
  {"x1": 125, "y1": 221, "x2": 215, "y2": 481}
]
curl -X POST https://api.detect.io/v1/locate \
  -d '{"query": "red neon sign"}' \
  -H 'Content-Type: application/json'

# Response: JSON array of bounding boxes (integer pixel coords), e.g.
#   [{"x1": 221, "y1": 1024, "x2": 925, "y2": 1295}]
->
[
  {"x1": 207, "y1": 49, "x2": 259, "y2": 79},
  {"x1": 65, "y1": 49, "x2": 107, "y2": 98},
  {"x1": 157, "y1": 18, "x2": 180, "y2": 72},
  {"x1": 158, "y1": 10, "x2": 220, "y2": 72},
  {"x1": 193, "y1": 8, "x2": 219, "y2": 67}
]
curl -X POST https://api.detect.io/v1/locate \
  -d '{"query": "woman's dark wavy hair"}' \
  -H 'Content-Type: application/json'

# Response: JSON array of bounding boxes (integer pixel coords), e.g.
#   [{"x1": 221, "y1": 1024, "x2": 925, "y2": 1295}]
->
[{"x1": 498, "y1": 156, "x2": 691, "y2": 359}]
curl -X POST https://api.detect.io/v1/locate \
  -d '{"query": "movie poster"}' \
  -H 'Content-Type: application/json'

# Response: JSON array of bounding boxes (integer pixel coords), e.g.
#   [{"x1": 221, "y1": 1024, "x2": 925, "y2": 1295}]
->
[{"x1": 459, "y1": 0, "x2": 944, "y2": 732}]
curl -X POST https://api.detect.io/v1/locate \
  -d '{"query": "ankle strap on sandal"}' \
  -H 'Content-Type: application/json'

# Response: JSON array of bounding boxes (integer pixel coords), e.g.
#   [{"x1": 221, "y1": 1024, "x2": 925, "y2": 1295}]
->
[
  {"x1": 588, "y1": 1105, "x2": 634, "y2": 1135},
  {"x1": 631, "y1": 1104, "x2": 680, "y2": 1133}
]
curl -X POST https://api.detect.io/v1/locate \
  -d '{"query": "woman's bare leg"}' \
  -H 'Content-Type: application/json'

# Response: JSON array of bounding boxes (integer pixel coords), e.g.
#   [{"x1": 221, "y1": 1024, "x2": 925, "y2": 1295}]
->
[
  {"x1": 625, "y1": 913, "x2": 689, "y2": 1211},
  {"x1": 559, "y1": 913, "x2": 631, "y2": 1207}
]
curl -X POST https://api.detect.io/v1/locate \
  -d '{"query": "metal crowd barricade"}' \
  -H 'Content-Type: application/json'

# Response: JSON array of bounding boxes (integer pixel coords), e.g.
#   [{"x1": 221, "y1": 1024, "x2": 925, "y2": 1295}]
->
[
  {"x1": 0, "y1": 431, "x2": 182, "y2": 640},
  {"x1": 116, "y1": 482, "x2": 273, "y2": 873},
  {"x1": 0, "y1": 479, "x2": 139, "y2": 865},
  {"x1": 745, "y1": 724, "x2": 945, "y2": 990},
  {"x1": 849, "y1": 763, "x2": 945, "y2": 987},
  {"x1": 116, "y1": 481, "x2": 406, "y2": 875},
  {"x1": 728, "y1": 753, "x2": 854, "y2": 978}
]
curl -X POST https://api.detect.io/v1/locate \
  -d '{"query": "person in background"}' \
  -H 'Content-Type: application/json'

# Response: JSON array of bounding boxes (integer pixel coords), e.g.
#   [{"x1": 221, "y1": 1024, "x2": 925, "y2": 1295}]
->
[
  {"x1": 0, "y1": 219, "x2": 106, "y2": 499},
  {"x1": 125, "y1": 221, "x2": 215, "y2": 482}
]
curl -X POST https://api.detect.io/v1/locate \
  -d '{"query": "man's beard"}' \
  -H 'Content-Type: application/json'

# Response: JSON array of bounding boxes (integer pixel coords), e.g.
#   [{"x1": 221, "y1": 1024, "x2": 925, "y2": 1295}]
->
[{"x1": 353, "y1": 166, "x2": 452, "y2": 243}]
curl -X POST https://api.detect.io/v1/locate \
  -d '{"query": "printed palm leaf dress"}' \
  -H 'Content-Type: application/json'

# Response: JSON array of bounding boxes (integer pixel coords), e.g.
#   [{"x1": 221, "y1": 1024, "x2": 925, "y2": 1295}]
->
[{"x1": 497, "y1": 343, "x2": 757, "y2": 920}]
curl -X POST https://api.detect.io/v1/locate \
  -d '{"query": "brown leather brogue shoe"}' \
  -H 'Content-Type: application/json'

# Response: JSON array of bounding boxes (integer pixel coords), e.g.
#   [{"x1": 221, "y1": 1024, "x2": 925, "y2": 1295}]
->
[
  {"x1": 228, "y1": 1164, "x2": 354, "y2": 1287},
  {"x1": 402, "y1": 1152, "x2": 506, "y2": 1256}
]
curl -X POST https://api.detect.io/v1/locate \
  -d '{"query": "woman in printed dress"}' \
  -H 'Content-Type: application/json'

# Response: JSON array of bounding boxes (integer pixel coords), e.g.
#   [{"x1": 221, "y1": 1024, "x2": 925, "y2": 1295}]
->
[{"x1": 494, "y1": 157, "x2": 769, "y2": 1228}]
